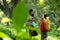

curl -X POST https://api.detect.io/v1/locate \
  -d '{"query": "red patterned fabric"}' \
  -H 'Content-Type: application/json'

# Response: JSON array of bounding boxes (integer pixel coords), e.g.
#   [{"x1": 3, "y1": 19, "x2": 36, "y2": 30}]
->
[{"x1": 40, "y1": 19, "x2": 48, "y2": 32}]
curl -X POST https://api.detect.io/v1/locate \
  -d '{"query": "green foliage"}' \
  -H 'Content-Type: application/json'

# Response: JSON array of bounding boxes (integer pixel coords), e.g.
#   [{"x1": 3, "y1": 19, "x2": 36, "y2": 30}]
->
[
  {"x1": 0, "y1": 0, "x2": 60, "y2": 40},
  {"x1": 0, "y1": 24, "x2": 16, "y2": 39},
  {"x1": 12, "y1": 1, "x2": 29, "y2": 32},
  {"x1": 16, "y1": 31, "x2": 31, "y2": 40}
]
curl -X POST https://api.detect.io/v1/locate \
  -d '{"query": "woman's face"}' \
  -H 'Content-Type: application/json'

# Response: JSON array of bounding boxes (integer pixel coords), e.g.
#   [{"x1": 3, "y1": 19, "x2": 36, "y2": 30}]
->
[
  {"x1": 31, "y1": 11, "x2": 33, "y2": 15},
  {"x1": 30, "y1": 11, "x2": 34, "y2": 16}
]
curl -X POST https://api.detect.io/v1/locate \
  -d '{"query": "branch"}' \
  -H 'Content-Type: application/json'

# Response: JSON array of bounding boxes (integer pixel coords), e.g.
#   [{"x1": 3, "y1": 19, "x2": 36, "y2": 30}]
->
[
  {"x1": 0, "y1": 0, "x2": 20, "y2": 18},
  {"x1": 0, "y1": 3, "x2": 7, "y2": 15},
  {"x1": 3, "y1": 0, "x2": 12, "y2": 18},
  {"x1": 11, "y1": 0, "x2": 19, "y2": 7},
  {"x1": 0, "y1": 3, "x2": 4, "y2": 10},
  {"x1": 3, "y1": 0, "x2": 9, "y2": 11}
]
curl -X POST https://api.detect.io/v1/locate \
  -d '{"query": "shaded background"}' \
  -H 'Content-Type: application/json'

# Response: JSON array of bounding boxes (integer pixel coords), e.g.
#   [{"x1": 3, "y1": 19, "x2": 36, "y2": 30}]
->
[{"x1": 0, "y1": 0, "x2": 60, "y2": 40}]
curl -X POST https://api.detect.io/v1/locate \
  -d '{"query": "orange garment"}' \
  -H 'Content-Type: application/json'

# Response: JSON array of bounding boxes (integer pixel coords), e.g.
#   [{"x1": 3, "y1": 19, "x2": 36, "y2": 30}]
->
[{"x1": 44, "y1": 17, "x2": 50, "y2": 31}]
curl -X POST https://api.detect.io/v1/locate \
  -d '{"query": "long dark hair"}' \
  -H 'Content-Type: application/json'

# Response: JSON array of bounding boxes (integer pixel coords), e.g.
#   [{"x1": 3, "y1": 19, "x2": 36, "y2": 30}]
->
[
  {"x1": 44, "y1": 14, "x2": 48, "y2": 19},
  {"x1": 29, "y1": 9, "x2": 34, "y2": 17}
]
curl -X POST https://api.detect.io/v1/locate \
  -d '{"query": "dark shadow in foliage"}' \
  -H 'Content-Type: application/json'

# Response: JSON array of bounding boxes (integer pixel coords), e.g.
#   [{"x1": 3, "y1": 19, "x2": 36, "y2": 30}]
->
[{"x1": 0, "y1": 38, "x2": 3, "y2": 40}]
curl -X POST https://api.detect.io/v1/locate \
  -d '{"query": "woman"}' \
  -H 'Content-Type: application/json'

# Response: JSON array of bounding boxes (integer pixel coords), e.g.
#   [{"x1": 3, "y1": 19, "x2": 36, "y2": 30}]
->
[
  {"x1": 26, "y1": 9, "x2": 38, "y2": 36},
  {"x1": 40, "y1": 14, "x2": 50, "y2": 40}
]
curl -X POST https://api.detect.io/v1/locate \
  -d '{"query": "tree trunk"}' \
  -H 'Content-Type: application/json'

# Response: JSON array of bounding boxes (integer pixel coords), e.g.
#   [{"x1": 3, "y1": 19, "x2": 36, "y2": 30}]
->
[{"x1": 0, "y1": 0, "x2": 20, "y2": 18}]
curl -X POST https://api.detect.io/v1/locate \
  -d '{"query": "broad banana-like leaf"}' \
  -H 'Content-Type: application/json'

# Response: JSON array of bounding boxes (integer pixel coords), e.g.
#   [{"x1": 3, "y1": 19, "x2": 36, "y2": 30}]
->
[{"x1": 12, "y1": 1, "x2": 28, "y2": 31}]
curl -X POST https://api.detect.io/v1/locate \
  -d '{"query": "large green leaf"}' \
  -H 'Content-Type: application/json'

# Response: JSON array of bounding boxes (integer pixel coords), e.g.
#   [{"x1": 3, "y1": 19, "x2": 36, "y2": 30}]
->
[
  {"x1": 0, "y1": 32, "x2": 10, "y2": 38},
  {"x1": 12, "y1": 1, "x2": 28, "y2": 31}
]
